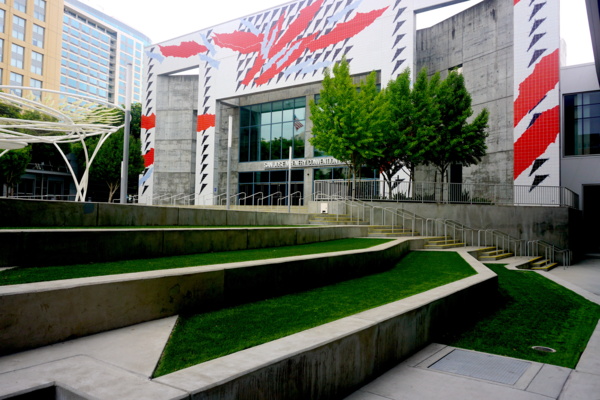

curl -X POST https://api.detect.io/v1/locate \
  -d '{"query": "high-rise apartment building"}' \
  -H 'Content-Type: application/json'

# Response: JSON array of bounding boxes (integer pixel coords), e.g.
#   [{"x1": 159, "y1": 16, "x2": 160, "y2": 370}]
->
[
  {"x1": 1, "y1": 0, "x2": 150, "y2": 200},
  {"x1": 62, "y1": 0, "x2": 150, "y2": 105},
  {"x1": 0, "y1": 0, "x2": 63, "y2": 97},
  {"x1": 0, "y1": 0, "x2": 149, "y2": 105}
]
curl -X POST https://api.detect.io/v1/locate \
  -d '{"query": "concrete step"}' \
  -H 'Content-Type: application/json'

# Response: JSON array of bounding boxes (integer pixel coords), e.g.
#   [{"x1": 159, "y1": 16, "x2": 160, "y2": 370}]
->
[
  {"x1": 424, "y1": 240, "x2": 465, "y2": 249},
  {"x1": 368, "y1": 232, "x2": 418, "y2": 238},
  {"x1": 531, "y1": 259, "x2": 559, "y2": 271},
  {"x1": 480, "y1": 252, "x2": 514, "y2": 261},
  {"x1": 308, "y1": 220, "x2": 370, "y2": 226}
]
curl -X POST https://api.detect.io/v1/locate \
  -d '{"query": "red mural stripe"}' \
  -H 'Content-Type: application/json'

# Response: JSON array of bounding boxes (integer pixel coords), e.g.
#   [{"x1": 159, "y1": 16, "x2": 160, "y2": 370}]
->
[
  {"x1": 308, "y1": 7, "x2": 388, "y2": 52},
  {"x1": 513, "y1": 106, "x2": 560, "y2": 179},
  {"x1": 242, "y1": 52, "x2": 267, "y2": 86},
  {"x1": 144, "y1": 148, "x2": 155, "y2": 168},
  {"x1": 197, "y1": 114, "x2": 216, "y2": 132},
  {"x1": 212, "y1": 31, "x2": 264, "y2": 54},
  {"x1": 267, "y1": 13, "x2": 287, "y2": 59},
  {"x1": 159, "y1": 41, "x2": 208, "y2": 58},
  {"x1": 514, "y1": 0, "x2": 521, "y2": 5},
  {"x1": 141, "y1": 114, "x2": 156, "y2": 130},
  {"x1": 270, "y1": 0, "x2": 324, "y2": 57},
  {"x1": 513, "y1": 49, "x2": 559, "y2": 127},
  {"x1": 255, "y1": 33, "x2": 319, "y2": 86}
]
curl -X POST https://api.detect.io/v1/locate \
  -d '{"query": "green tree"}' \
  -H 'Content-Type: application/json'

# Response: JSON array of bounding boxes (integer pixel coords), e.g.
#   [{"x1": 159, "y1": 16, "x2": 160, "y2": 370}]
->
[
  {"x1": 422, "y1": 70, "x2": 489, "y2": 183},
  {"x1": 70, "y1": 103, "x2": 144, "y2": 202},
  {"x1": 0, "y1": 101, "x2": 32, "y2": 196},
  {"x1": 310, "y1": 58, "x2": 385, "y2": 194},
  {"x1": 0, "y1": 147, "x2": 32, "y2": 196},
  {"x1": 72, "y1": 131, "x2": 144, "y2": 202},
  {"x1": 372, "y1": 68, "x2": 413, "y2": 196}
]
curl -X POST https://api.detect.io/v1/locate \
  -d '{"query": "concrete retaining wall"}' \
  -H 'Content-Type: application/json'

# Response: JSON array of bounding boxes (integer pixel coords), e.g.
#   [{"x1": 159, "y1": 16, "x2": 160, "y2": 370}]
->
[
  {"x1": 333, "y1": 200, "x2": 580, "y2": 252},
  {"x1": 156, "y1": 251, "x2": 497, "y2": 400},
  {"x1": 0, "y1": 226, "x2": 368, "y2": 268},
  {"x1": 0, "y1": 239, "x2": 417, "y2": 355},
  {"x1": 0, "y1": 198, "x2": 311, "y2": 228}
]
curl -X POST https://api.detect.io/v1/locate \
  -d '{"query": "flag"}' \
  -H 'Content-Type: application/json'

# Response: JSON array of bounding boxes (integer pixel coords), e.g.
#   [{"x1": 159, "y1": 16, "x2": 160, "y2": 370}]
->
[{"x1": 293, "y1": 115, "x2": 304, "y2": 130}]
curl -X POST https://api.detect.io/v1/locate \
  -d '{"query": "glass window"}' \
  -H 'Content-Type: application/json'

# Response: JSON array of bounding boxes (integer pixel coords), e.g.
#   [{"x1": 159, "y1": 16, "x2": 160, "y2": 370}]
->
[
  {"x1": 0, "y1": 9, "x2": 5, "y2": 34},
  {"x1": 31, "y1": 51, "x2": 43, "y2": 75},
  {"x1": 30, "y1": 78, "x2": 42, "y2": 100},
  {"x1": 34, "y1": 0, "x2": 46, "y2": 21},
  {"x1": 239, "y1": 97, "x2": 306, "y2": 162},
  {"x1": 33, "y1": 24, "x2": 45, "y2": 48},
  {"x1": 12, "y1": 15, "x2": 26, "y2": 41},
  {"x1": 0, "y1": 38, "x2": 3, "y2": 63},
  {"x1": 10, "y1": 44, "x2": 24, "y2": 69},
  {"x1": 564, "y1": 91, "x2": 600, "y2": 155},
  {"x1": 10, "y1": 73, "x2": 24, "y2": 96},
  {"x1": 14, "y1": 0, "x2": 27, "y2": 13}
]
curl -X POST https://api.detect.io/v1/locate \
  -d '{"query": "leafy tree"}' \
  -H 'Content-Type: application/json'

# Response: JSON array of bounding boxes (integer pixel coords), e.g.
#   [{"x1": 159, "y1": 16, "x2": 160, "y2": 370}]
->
[
  {"x1": 70, "y1": 103, "x2": 144, "y2": 202},
  {"x1": 371, "y1": 68, "x2": 413, "y2": 196},
  {"x1": 310, "y1": 58, "x2": 385, "y2": 194},
  {"x1": 422, "y1": 70, "x2": 489, "y2": 183},
  {"x1": 72, "y1": 131, "x2": 144, "y2": 202},
  {"x1": 0, "y1": 101, "x2": 32, "y2": 196},
  {"x1": 0, "y1": 147, "x2": 32, "y2": 196}
]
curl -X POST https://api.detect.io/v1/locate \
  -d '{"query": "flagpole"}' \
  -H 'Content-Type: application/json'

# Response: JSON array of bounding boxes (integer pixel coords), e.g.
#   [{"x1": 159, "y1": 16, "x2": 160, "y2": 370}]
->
[{"x1": 288, "y1": 147, "x2": 292, "y2": 213}]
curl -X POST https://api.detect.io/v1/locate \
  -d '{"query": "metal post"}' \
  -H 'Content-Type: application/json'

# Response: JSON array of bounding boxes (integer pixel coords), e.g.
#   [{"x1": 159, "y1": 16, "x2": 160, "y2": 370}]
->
[
  {"x1": 119, "y1": 63, "x2": 133, "y2": 204},
  {"x1": 226, "y1": 115, "x2": 232, "y2": 210},
  {"x1": 287, "y1": 147, "x2": 292, "y2": 213}
]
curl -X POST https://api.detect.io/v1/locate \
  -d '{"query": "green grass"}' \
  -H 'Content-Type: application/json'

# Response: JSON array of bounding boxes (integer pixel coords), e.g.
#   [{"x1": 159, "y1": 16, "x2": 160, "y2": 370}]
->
[
  {"x1": 0, "y1": 225, "x2": 312, "y2": 230},
  {"x1": 0, "y1": 238, "x2": 391, "y2": 286},
  {"x1": 441, "y1": 264, "x2": 600, "y2": 368},
  {"x1": 154, "y1": 251, "x2": 476, "y2": 377}
]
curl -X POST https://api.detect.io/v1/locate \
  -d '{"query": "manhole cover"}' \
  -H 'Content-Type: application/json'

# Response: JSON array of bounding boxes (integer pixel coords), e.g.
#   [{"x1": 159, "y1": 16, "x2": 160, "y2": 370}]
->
[
  {"x1": 532, "y1": 346, "x2": 556, "y2": 353},
  {"x1": 429, "y1": 349, "x2": 531, "y2": 385}
]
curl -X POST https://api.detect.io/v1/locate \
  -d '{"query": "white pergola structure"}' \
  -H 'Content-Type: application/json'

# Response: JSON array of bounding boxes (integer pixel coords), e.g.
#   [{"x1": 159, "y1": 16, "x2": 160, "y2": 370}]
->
[{"x1": 0, "y1": 86, "x2": 124, "y2": 202}]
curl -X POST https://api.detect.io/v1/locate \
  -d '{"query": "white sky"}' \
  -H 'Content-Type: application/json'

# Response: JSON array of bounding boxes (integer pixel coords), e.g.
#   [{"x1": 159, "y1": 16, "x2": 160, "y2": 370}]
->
[{"x1": 81, "y1": 0, "x2": 593, "y2": 66}]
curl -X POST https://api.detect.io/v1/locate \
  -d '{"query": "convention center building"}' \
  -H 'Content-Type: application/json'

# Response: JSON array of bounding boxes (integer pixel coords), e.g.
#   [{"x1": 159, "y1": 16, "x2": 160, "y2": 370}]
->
[{"x1": 140, "y1": 0, "x2": 600, "y2": 217}]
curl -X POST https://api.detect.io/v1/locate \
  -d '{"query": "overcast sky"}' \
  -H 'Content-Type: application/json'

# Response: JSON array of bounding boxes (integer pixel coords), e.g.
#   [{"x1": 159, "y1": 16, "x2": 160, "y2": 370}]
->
[{"x1": 81, "y1": 0, "x2": 593, "y2": 66}]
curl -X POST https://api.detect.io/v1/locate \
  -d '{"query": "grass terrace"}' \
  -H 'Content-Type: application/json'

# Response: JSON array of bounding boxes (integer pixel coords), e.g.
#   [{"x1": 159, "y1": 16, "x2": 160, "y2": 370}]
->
[
  {"x1": 441, "y1": 264, "x2": 600, "y2": 368},
  {"x1": 0, "y1": 238, "x2": 391, "y2": 285},
  {"x1": 154, "y1": 251, "x2": 477, "y2": 376}
]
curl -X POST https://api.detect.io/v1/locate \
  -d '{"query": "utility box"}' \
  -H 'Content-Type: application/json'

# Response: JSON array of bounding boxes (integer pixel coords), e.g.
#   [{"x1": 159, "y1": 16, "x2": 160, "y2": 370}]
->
[{"x1": 320, "y1": 203, "x2": 328, "y2": 214}]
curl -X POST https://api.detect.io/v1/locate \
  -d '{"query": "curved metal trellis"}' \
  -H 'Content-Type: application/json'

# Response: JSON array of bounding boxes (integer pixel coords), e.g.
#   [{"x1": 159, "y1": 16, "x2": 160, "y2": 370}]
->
[{"x1": 0, "y1": 86, "x2": 124, "y2": 201}]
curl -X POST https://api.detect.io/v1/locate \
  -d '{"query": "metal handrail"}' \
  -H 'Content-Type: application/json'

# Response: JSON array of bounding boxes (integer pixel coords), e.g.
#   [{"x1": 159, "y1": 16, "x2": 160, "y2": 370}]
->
[
  {"x1": 259, "y1": 191, "x2": 281, "y2": 206},
  {"x1": 278, "y1": 191, "x2": 302, "y2": 206},
  {"x1": 314, "y1": 179, "x2": 580, "y2": 209},
  {"x1": 239, "y1": 192, "x2": 263, "y2": 206}
]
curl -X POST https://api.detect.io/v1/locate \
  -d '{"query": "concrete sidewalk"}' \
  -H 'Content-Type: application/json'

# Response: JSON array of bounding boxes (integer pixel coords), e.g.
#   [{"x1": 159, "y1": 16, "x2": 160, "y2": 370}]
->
[
  {"x1": 345, "y1": 256, "x2": 600, "y2": 400},
  {"x1": 0, "y1": 256, "x2": 598, "y2": 399}
]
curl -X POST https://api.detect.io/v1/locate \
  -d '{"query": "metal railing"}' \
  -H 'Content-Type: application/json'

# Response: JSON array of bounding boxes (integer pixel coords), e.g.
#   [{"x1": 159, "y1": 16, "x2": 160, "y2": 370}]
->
[
  {"x1": 333, "y1": 197, "x2": 571, "y2": 266},
  {"x1": 314, "y1": 180, "x2": 580, "y2": 209}
]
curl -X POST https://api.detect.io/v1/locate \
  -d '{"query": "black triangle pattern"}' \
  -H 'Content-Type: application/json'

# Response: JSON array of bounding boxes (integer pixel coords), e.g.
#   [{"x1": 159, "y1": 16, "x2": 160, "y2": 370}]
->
[
  {"x1": 529, "y1": 175, "x2": 549, "y2": 191},
  {"x1": 527, "y1": 33, "x2": 546, "y2": 51},
  {"x1": 529, "y1": 18, "x2": 546, "y2": 36},
  {"x1": 528, "y1": 48, "x2": 547, "y2": 68},
  {"x1": 529, "y1": 2, "x2": 546, "y2": 22},
  {"x1": 529, "y1": 159, "x2": 548, "y2": 176},
  {"x1": 394, "y1": 7, "x2": 406, "y2": 23}
]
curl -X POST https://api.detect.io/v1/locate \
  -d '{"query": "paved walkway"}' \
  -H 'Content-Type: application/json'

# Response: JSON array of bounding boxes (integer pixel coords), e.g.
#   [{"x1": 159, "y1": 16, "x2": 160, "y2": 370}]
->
[
  {"x1": 345, "y1": 256, "x2": 600, "y2": 400},
  {"x1": 0, "y1": 256, "x2": 598, "y2": 399}
]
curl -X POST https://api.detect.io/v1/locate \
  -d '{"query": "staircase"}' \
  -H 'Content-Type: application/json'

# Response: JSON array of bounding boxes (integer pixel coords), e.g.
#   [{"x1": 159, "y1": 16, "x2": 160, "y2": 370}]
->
[
  {"x1": 528, "y1": 256, "x2": 558, "y2": 271},
  {"x1": 368, "y1": 226, "x2": 418, "y2": 237},
  {"x1": 478, "y1": 247, "x2": 514, "y2": 261},
  {"x1": 424, "y1": 237, "x2": 465, "y2": 249},
  {"x1": 308, "y1": 214, "x2": 369, "y2": 225}
]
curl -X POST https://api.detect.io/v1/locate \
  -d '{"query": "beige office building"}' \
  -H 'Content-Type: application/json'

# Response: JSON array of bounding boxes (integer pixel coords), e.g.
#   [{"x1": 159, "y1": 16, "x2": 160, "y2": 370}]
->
[{"x1": 0, "y1": 0, "x2": 63, "y2": 96}]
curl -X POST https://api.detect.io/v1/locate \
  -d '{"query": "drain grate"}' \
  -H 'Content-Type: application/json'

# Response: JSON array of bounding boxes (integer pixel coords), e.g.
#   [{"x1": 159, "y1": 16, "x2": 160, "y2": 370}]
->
[{"x1": 428, "y1": 349, "x2": 531, "y2": 385}]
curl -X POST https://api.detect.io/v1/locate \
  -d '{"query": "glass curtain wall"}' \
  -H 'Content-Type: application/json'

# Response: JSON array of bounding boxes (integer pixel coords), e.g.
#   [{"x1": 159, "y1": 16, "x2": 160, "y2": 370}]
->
[
  {"x1": 239, "y1": 170, "x2": 304, "y2": 205},
  {"x1": 240, "y1": 97, "x2": 306, "y2": 162},
  {"x1": 564, "y1": 91, "x2": 600, "y2": 155}
]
